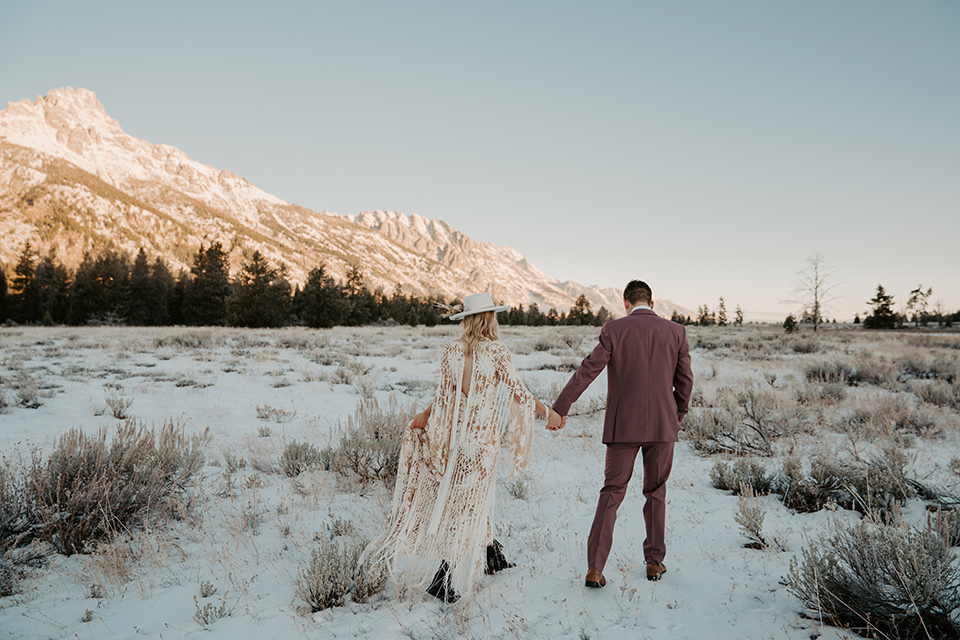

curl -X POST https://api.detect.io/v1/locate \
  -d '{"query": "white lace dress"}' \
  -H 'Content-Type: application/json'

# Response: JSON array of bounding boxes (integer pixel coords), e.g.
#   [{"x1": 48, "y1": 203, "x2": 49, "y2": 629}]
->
[{"x1": 359, "y1": 338, "x2": 536, "y2": 600}]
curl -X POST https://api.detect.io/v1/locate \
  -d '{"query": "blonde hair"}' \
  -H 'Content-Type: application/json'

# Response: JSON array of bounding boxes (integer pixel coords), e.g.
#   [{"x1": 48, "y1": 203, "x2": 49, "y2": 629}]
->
[{"x1": 460, "y1": 311, "x2": 499, "y2": 356}]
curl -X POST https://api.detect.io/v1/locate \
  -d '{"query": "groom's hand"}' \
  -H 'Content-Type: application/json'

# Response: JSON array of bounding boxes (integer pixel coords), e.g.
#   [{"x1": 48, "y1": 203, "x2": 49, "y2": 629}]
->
[{"x1": 546, "y1": 409, "x2": 564, "y2": 431}]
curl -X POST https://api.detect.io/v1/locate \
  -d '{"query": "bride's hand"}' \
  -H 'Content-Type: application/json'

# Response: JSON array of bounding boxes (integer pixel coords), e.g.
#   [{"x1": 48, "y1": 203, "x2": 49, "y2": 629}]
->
[
  {"x1": 409, "y1": 410, "x2": 429, "y2": 430},
  {"x1": 546, "y1": 409, "x2": 564, "y2": 431}
]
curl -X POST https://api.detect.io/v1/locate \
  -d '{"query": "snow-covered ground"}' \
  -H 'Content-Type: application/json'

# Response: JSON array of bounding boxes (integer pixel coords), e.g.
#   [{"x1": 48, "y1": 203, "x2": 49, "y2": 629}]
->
[{"x1": 1, "y1": 324, "x2": 957, "y2": 639}]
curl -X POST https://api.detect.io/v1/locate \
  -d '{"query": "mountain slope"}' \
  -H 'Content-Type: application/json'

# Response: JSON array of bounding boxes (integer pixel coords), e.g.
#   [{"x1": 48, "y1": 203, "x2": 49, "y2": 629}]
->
[{"x1": 0, "y1": 87, "x2": 690, "y2": 317}]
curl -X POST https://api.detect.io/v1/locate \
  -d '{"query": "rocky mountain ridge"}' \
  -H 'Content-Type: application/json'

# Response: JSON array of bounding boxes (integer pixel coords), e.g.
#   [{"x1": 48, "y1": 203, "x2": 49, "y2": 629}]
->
[{"x1": 0, "y1": 87, "x2": 690, "y2": 318}]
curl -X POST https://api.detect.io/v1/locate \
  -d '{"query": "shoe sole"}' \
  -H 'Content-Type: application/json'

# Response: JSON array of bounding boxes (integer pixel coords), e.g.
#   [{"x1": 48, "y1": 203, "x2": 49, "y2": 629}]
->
[{"x1": 585, "y1": 580, "x2": 605, "y2": 588}]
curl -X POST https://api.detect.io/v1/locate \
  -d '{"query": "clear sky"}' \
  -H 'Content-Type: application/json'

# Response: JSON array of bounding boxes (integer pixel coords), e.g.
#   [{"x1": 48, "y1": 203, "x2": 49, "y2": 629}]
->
[{"x1": 2, "y1": 1, "x2": 958, "y2": 320}]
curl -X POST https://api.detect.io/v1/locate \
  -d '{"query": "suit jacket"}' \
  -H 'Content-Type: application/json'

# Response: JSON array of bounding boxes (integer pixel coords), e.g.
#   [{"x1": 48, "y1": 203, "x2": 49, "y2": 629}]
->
[{"x1": 552, "y1": 308, "x2": 694, "y2": 443}]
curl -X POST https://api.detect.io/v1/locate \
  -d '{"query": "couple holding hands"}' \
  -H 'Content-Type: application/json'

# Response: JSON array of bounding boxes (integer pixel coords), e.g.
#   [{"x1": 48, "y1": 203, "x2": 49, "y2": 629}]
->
[{"x1": 359, "y1": 280, "x2": 694, "y2": 603}]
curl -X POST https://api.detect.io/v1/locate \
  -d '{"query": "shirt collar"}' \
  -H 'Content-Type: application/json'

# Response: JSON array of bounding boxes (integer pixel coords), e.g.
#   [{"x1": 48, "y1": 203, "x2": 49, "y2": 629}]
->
[{"x1": 631, "y1": 304, "x2": 651, "y2": 313}]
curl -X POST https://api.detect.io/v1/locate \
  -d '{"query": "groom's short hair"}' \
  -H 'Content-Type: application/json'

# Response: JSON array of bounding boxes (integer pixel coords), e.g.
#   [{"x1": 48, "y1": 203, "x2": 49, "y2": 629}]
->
[{"x1": 624, "y1": 280, "x2": 652, "y2": 305}]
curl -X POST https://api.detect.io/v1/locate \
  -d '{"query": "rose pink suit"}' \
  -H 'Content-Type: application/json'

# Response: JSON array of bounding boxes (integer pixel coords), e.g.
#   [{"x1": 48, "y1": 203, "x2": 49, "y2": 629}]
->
[{"x1": 552, "y1": 307, "x2": 693, "y2": 570}]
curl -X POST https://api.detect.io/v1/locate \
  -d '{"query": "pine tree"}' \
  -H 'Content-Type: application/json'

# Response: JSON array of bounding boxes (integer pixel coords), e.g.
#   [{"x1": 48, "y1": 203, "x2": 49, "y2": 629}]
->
[
  {"x1": 593, "y1": 306, "x2": 612, "y2": 326},
  {"x1": 853, "y1": 313, "x2": 861, "y2": 324},
  {"x1": 34, "y1": 249, "x2": 71, "y2": 324},
  {"x1": 342, "y1": 265, "x2": 376, "y2": 325},
  {"x1": 67, "y1": 250, "x2": 131, "y2": 325},
  {"x1": 127, "y1": 248, "x2": 153, "y2": 325},
  {"x1": 184, "y1": 242, "x2": 230, "y2": 326},
  {"x1": 227, "y1": 251, "x2": 292, "y2": 327},
  {"x1": 783, "y1": 314, "x2": 798, "y2": 333},
  {"x1": 717, "y1": 297, "x2": 728, "y2": 326},
  {"x1": 524, "y1": 303, "x2": 545, "y2": 326},
  {"x1": 697, "y1": 305, "x2": 714, "y2": 326},
  {"x1": 568, "y1": 295, "x2": 594, "y2": 326},
  {"x1": 734, "y1": 305, "x2": 744, "y2": 326},
  {"x1": 506, "y1": 304, "x2": 525, "y2": 326},
  {"x1": 0, "y1": 267, "x2": 8, "y2": 323},
  {"x1": 150, "y1": 258, "x2": 175, "y2": 325},
  {"x1": 863, "y1": 284, "x2": 897, "y2": 330},
  {"x1": 297, "y1": 265, "x2": 348, "y2": 328},
  {"x1": 168, "y1": 270, "x2": 189, "y2": 325},
  {"x1": 11, "y1": 242, "x2": 40, "y2": 323}
]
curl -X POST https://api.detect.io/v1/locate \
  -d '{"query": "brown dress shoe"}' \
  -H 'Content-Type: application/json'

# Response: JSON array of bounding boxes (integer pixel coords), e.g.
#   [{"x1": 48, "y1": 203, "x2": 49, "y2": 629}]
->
[
  {"x1": 585, "y1": 568, "x2": 606, "y2": 588},
  {"x1": 646, "y1": 562, "x2": 667, "y2": 582}
]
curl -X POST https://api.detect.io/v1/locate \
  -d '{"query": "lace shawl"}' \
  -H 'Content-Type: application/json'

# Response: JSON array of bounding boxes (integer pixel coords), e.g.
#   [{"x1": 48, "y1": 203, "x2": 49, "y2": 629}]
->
[{"x1": 359, "y1": 339, "x2": 536, "y2": 600}]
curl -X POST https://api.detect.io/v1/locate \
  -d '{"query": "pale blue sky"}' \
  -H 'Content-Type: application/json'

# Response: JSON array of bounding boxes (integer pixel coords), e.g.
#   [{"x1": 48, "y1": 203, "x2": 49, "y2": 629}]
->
[{"x1": 2, "y1": 1, "x2": 958, "y2": 320}]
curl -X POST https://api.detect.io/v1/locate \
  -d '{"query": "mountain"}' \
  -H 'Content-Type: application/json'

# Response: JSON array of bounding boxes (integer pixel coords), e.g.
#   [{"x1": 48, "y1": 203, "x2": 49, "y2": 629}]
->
[{"x1": 0, "y1": 87, "x2": 691, "y2": 318}]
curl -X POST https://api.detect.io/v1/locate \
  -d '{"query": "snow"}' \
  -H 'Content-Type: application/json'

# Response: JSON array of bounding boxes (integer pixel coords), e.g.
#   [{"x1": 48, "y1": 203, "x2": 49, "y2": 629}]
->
[{"x1": 4, "y1": 324, "x2": 955, "y2": 639}]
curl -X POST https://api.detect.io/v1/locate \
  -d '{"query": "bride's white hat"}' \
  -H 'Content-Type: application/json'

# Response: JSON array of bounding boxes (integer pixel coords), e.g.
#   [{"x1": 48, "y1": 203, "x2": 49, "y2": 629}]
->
[{"x1": 447, "y1": 292, "x2": 510, "y2": 321}]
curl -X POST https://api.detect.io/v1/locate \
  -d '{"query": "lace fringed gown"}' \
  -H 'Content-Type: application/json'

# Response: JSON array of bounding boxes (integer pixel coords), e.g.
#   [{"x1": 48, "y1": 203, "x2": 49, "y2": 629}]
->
[{"x1": 359, "y1": 339, "x2": 535, "y2": 600}]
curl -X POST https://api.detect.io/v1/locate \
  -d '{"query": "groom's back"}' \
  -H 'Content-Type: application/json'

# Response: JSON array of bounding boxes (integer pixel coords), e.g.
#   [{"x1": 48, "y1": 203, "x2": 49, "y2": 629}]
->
[{"x1": 596, "y1": 309, "x2": 691, "y2": 443}]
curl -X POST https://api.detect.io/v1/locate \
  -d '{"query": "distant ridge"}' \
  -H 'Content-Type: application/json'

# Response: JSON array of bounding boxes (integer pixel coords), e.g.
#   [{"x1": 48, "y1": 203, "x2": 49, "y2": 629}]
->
[{"x1": 0, "y1": 87, "x2": 692, "y2": 318}]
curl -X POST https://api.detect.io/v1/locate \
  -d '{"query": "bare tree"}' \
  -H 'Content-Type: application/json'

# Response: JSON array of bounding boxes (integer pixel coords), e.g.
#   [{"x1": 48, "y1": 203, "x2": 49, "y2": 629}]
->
[
  {"x1": 907, "y1": 285, "x2": 933, "y2": 327},
  {"x1": 787, "y1": 252, "x2": 840, "y2": 332}
]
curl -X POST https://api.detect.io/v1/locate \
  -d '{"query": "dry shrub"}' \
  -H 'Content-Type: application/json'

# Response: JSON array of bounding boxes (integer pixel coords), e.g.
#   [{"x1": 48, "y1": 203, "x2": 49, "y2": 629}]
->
[
  {"x1": 710, "y1": 459, "x2": 772, "y2": 495},
  {"x1": 913, "y1": 380, "x2": 960, "y2": 411},
  {"x1": 15, "y1": 373, "x2": 41, "y2": 408},
  {"x1": 735, "y1": 485, "x2": 779, "y2": 550},
  {"x1": 790, "y1": 339, "x2": 820, "y2": 354},
  {"x1": 0, "y1": 554, "x2": 15, "y2": 597},
  {"x1": 684, "y1": 387, "x2": 801, "y2": 457},
  {"x1": 296, "y1": 536, "x2": 383, "y2": 611},
  {"x1": 1, "y1": 420, "x2": 204, "y2": 555},
  {"x1": 896, "y1": 355, "x2": 958, "y2": 383},
  {"x1": 256, "y1": 405, "x2": 297, "y2": 423},
  {"x1": 81, "y1": 528, "x2": 185, "y2": 597},
  {"x1": 324, "y1": 396, "x2": 414, "y2": 487},
  {"x1": 777, "y1": 451, "x2": 913, "y2": 517},
  {"x1": 153, "y1": 331, "x2": 216, "y2": 350},
  {"x1": 950, "y1": 457, "x2": 960, "y2": 477},
  {"x1": 929, "y1": 509, "x2": 960, "y2": 548},
  {"x1": 805, "y1": 361, "x2": 860, "y2": 386},
  {"x1": 841, "y1": 395, "x2": 942, "y2": 439},
  {"x1": 777, "y1": 456, "x2": 841, "y2": 513},
  {"x1": 787, "y1": 514, "x2": 960, "y2": 640},
  {"x1": 104, "y1": 388, "x2": 134, "y2": 419},
  {"x1": 854, "y1": 356, "x2": 898, "y2": 387},
  {"x1": 796, "y1": 382, "x2": 847, "y2": 406},
  {"x1": 280, "y1": 441, "x2": 324, "y2": 477}
]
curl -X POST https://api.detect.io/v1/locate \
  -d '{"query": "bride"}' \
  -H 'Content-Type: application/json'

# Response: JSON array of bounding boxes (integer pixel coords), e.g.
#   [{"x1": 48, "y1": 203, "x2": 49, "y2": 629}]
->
[{"x1": 359, "y1": 293, "x2": 561, "y2": 603}]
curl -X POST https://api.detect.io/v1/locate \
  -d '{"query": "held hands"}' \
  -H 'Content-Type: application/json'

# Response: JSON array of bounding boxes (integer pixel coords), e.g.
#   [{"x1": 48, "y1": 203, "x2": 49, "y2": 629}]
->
[{"x1": 546, "y1": 409, "x2": 566, "y2": 432}]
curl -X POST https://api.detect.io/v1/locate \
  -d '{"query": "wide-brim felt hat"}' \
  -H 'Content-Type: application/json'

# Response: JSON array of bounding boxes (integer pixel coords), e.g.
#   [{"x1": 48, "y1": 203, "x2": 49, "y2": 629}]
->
[{"x1": 448, "y1": 292, "x2": 510, "y2": 321}]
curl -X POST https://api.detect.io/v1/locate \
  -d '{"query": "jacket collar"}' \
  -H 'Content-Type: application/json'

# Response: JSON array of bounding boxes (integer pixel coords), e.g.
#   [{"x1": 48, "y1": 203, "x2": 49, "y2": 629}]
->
[{"x1": 629, "y1": 307, "x2": 657, "y2": 317}]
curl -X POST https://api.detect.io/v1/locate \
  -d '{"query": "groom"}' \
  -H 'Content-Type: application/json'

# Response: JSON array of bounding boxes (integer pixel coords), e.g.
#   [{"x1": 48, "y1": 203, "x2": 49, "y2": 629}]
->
[{"x1": 547, "y1": 280, "x2": 693, "y2": 587}]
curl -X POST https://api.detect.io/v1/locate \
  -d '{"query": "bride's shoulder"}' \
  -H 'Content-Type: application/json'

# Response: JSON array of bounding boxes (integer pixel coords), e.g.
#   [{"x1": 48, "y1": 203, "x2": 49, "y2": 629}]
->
[
  {"x1": 442, "y1": 340, "x2": 462, "y2": 353},
  {"x1": 484, "y1": 340, "x2": 510, "y2": 355}
]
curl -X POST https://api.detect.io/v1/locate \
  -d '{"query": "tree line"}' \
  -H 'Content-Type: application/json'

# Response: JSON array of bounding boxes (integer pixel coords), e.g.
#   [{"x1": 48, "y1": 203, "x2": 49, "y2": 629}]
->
[
  {"x1": 854, "y1": 284, "x2": 958, "y2": 330},
  {"x1": 782, "y1": 283, "x2": 958, "y2": 333},
  {"x1": 0, "y1": 242, "x2": 613, "y2": 328},
  {"x1": 669, "y1": 297, "x2": 745, "y2": 327}
]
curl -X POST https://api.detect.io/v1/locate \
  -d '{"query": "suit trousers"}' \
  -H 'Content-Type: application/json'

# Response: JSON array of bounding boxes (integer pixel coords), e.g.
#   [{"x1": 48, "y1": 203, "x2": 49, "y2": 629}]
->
[{"x1": 587, "y1": 442, "x2": 675, "y2": 572}]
